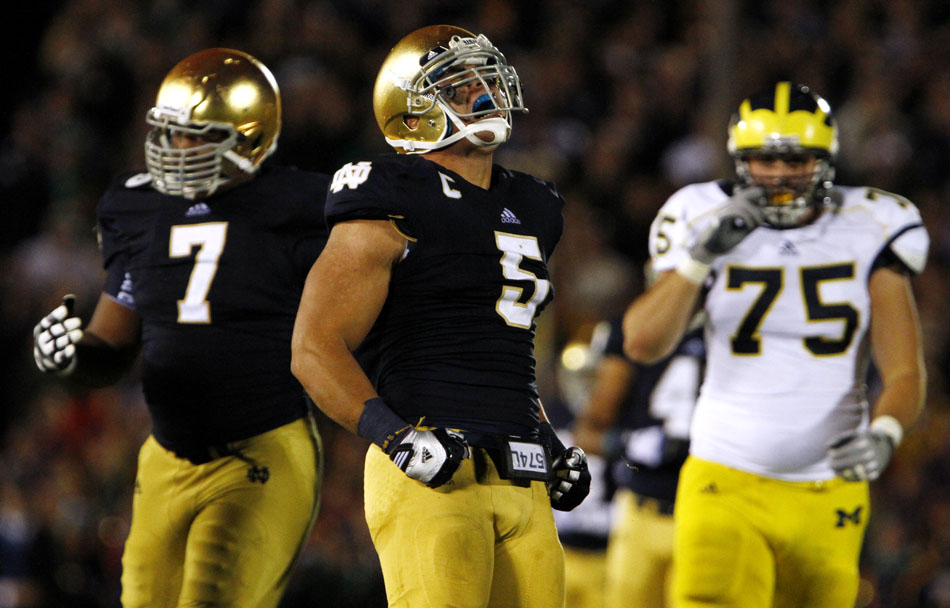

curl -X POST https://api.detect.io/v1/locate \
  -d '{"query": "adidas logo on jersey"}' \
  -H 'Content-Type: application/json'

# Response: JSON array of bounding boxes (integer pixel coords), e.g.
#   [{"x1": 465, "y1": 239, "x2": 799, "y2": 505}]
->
[
  {"x1": 117, "y1": 272, "x2": 135, "y2": 307},
  {"x1": 421, "y1": 447, "x2": 433, "y2": 463},
  {"x1": 185, "y1": 202, "x2": 211, "y2": 217},
  {"x1": 779, "y1": 240, "x2": 798, "y2": 256},
  {"x1": 500, "y1": 208, "x2": 521, "y2": 224}
]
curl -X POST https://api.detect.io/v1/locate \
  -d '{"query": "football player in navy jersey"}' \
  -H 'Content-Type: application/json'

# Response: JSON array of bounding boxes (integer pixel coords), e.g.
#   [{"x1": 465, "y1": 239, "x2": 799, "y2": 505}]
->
[
  {"x1": 292, "y1": 25, "x2": 590, "y2": 607},
  {"x1": 572, "y1": 314, "x2": 705, "y2": 608},
  {"x1": 31, "y1": 49, "x2": 328, "y2": 607}
]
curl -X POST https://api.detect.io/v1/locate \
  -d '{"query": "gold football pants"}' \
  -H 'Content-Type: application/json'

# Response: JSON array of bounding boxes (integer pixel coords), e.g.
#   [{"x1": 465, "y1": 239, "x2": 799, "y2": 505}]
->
[
  {"x1": 120, "y1": 416, "x2": 322, "y2": 607},
  {"x1": 364, "y1": 444, "x2": 566, "y2": 608},
  {"x1": 563, "y1": 546, "x2": 607, "y2": 608},
  {"x1": 673, "y1": 456, "x2": 869, "y2": 608},
  {"x1": 605, "y1": 488, "x2": 676, "y2": 608}
]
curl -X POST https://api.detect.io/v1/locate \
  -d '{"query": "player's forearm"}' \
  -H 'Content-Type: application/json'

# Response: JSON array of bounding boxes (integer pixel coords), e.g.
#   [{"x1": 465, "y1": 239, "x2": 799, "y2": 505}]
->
[
  {"x1": 623, "y1": 271, "x2": 702, "y2": 363},
  {"x1": 69, "y1": 334, "x2": 139, "y2": 388},
  {"x1": 574, "y1": 357, "x2": 633, "y2": 454},
  {"x1": 290, "y1": 338, "x2": 376, "y2": 435},
  {"x1": 872, "y1": 366, "x2": 926, "y2": 432}
]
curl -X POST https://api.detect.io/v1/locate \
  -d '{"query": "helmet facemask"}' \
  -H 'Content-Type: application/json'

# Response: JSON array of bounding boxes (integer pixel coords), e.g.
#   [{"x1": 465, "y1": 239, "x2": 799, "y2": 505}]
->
[
  {"x1": 145, "y1": 109, "x2": 256, "y2": 200},
  {"x1": 733, "y1": 148, "x2": 835, "y2": 228},
  {"x1": 381, "y1": 31, "x2": 526, "y2": 153}
]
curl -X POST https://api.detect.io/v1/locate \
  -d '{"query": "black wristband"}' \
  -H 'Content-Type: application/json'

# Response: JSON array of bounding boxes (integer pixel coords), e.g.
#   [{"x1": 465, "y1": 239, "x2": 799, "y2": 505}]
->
[
  {"x1": 357, "y1": 397, "x2": 411, "y2": 452},
  {"x1": 539, "y1": 421, "x2": 566, "y2": 460}
]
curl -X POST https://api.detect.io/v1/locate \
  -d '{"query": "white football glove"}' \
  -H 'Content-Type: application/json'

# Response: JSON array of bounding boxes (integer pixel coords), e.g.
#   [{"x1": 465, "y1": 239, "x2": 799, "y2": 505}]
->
[
  {"x1": 33, "y1": 295, "x2": 83, "y2": 375},
  {"x1": 689, "y1": 186, "x2": 765, "y2": 264},
  {"x1": 387, "y1": 428, "x2": 469, "y2": 488},
  {"x1": 827, "y1": 417, "x2": 903, "y2": 482}
]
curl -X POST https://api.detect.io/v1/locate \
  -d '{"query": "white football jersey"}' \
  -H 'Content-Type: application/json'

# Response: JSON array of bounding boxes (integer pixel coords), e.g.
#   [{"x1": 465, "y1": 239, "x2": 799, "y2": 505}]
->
[{"x1": 648, "y1": 181, "x2": 929, "y2": 481}]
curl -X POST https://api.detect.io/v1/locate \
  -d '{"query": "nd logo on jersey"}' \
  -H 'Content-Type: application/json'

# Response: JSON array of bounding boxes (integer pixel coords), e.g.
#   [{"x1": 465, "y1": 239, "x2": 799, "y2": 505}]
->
[{"x1": 330, "y1": 161, "x2": 373, "y2": 192}]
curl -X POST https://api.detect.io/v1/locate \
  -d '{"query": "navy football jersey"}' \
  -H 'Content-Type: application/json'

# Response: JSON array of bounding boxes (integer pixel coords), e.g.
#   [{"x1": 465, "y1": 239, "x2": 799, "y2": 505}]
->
[
  {"x1": 326, "y1": 155, "x2": 564, "y2": 437},
  {"x1": 96, "y1": 165, "x2": 330, "y2": 453},
  {"x1": 608, "y1": 318, "x2": 705, "y2": 501}
]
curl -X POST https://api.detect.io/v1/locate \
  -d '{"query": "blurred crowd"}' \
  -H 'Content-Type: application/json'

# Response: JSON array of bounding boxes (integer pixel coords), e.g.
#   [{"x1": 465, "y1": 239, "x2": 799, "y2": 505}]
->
[{"x1": 0, "y1": 0, "x2": 947, "y2": 606}]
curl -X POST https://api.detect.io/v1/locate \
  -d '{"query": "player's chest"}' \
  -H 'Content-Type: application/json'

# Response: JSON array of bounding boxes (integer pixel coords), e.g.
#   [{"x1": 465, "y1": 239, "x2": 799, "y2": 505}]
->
[
  {"x1": 706, "y1": 227, "x2": 875, "y2": 350},
  {"x1": 406, "y1": 196, "x2": 556, "y2": 287},
  {"x1": 122, "y1": 207, "x2": 294, "y2": 306}
]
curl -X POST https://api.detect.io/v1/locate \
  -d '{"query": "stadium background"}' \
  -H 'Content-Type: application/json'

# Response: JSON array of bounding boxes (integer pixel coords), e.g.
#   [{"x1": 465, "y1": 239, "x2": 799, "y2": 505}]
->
[{"x1": 0, "y1": 1, "x2": 947, "y2": 606}]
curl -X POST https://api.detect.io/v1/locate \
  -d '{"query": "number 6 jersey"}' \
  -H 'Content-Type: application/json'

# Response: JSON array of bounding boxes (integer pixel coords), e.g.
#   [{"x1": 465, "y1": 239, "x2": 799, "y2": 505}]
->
[
  {"x1": 648, "y1": 180, "x2": 929, "y2": 481},
  {"x1": 325, "y1": 154, "x2": 564, "y2": 437}
]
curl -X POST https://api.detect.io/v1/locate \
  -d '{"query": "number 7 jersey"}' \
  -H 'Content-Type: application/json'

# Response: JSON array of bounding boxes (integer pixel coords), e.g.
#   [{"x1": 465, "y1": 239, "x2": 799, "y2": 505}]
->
[
  {"x1": 648, "y1": 181, "x2": 929, "y2": 481},
  {"x1": 95, "y1": 166, "x2": 330, "y2": 453}
]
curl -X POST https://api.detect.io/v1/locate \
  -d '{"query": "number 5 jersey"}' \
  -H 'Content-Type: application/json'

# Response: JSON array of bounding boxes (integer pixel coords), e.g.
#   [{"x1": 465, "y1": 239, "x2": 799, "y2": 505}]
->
[
  {"x1": 324, "y1": 154, "x2": 564, "y2": 438},
  {"x1": 647, "y1": 180, "x2": 929, "y2": 481}
]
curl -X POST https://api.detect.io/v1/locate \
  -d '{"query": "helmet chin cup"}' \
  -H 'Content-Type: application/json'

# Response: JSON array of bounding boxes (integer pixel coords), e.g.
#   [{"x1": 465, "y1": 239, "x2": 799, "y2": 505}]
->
[
  {"x1": 433, "y1": 102, "x2": 510, "y2": 150},
  {"x1": 463, "y1": 117, "x2": 510, "y2": 147}
]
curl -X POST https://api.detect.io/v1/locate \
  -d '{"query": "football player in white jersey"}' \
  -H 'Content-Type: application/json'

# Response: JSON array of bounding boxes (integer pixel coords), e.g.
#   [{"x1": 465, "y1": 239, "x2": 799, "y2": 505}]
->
[{"x1": 622, "y1": 82, "x2": 928, "y2": 607}]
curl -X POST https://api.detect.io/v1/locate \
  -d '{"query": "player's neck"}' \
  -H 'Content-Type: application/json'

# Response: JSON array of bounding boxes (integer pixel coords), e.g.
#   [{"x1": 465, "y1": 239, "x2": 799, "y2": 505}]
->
[{"x1": 424, "y1": 146, "x2": 494, "y2": 190}]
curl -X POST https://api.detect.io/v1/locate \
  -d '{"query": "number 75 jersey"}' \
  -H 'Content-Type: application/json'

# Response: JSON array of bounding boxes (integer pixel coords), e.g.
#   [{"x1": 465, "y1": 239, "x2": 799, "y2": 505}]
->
[{"x1": 648, "y1": 181, "x2": 929, "y2": 481}]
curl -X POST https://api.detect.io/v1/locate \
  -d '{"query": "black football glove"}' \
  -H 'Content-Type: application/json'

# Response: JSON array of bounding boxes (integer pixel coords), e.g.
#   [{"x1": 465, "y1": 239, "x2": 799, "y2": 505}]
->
[
  {"x1": 33, "y1": 295, "x2": 83, "y2": 375},
  {"x1": 548, "y1": 447, "x2": 591, "y2": 511},
  {"x1": 387, "y1": 428, "x2": 469, "y2": 488},
  {"x1": 689, "y1": 186, "x2": 765, "y2": 264},
  {"x1": 539, "y1": 421, "x2": 591, "y2": 511}
]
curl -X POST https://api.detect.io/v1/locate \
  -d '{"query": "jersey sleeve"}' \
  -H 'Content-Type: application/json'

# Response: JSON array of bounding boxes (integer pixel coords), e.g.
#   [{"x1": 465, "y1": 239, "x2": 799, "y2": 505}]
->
[
  {"x1": 599, "y1": 317, "x2": 625, "y2": 359},
  {"x1": 96, "y1": 183, "x2": 127, "y2": 273},
  {"x1": 647, "y1": 185, "x2": 698, "y2": 274},
  {"x1": 95, "y1": 178, "x2": 137, "y2": 307},
  {"x1": 286, "y1": 171, "x2": 332, "y2": 282},
  {"x1": 325, "y1": 158, "x2": 412, "y2": 229},
  {"x1": 887, "y1": 226, "x2": 929, "y2": 274},
  {"x1": 863, "y1": 187, "x2": 929, "y2": 275}
]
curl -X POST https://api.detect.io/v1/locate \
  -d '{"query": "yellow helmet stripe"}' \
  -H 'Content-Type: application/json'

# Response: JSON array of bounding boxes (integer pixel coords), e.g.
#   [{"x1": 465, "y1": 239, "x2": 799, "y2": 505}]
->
[{"x1": 774, "y1": 81, "x2": 791, "y2": 116}]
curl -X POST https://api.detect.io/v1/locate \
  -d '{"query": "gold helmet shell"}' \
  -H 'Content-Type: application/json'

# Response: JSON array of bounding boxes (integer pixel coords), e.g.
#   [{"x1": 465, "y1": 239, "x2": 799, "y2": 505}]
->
[
  {"x1": 373, "y1": 25, "x2": 526, "y2": 154},
  {"x1": 145, "y1": 48, "x2": 281, "y2": 199},
  {"x1": 727, "y1": 82, "x2": 838, "y2": 227}
]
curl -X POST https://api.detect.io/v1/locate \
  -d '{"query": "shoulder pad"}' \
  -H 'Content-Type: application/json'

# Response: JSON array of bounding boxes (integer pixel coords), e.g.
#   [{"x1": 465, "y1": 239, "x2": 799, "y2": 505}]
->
[
  {"x1": 840, "y1": 186, "x2": 922, "y2": 232},
  {"x1": 840, "y1": 186, "x2": 929, "y2": 274},
  {"x1": 889, "y1": 225, "x2": 929, "y2": 275},
  {"x1": 325, "y1": 156, "x2": 422, "y2": 227}
]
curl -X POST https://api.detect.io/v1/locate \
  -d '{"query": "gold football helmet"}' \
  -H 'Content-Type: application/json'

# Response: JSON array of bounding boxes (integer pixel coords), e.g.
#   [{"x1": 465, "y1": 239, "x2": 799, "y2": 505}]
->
[
  {"x1": 727, "y1": 82, "x2": 838, "y2": 227},
  {"x1": 144, "y1": 48, "x2": 281, "y2": 199},
  {"x1": 373, "y1": 25, "x2": 526, "y2": 154}
]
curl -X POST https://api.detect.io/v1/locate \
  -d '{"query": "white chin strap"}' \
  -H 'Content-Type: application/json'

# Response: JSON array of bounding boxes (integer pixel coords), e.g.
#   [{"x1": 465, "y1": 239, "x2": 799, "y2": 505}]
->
[
  {"x1": 386, "y1": 101, "x2": 511, "y2": 154},
  {"x1": 223, "y1": 150, "x2": 256, "y2": 173}
]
